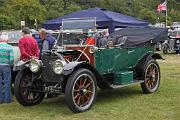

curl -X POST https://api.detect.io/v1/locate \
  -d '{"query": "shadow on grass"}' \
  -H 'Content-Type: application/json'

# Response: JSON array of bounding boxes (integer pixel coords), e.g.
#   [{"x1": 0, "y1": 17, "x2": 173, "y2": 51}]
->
[
  {"x1": 30, "y1": 87, "x2": 143, "y2": 115},
  {"x1": 96, "y1": 87, "x2": 142, "y2": 103}
]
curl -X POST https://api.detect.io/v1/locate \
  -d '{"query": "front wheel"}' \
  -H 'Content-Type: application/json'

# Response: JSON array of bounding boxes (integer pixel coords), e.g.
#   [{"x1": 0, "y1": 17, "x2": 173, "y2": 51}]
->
[
  {"x1": 14, "y1": 68, "x2": 45, "y2": 106},
  {"x1": 65, "y1": 69, "x2": 97, "y2": 113},
  {"x1": 141, "y1": 59, "x2": 160, "y2": 93}
]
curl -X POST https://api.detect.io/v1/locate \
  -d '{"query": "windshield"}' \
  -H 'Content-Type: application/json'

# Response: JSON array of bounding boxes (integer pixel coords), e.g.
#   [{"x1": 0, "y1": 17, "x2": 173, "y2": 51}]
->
[
  {"x1": 56, "y1": 18, "x2": 96, "y2": 46},
  {"x1": 56, "y1": 32, "x2": 88, "y2": 46},
  {"x1": 62, "y1": 18, "x2": 96, "y2": 30}
]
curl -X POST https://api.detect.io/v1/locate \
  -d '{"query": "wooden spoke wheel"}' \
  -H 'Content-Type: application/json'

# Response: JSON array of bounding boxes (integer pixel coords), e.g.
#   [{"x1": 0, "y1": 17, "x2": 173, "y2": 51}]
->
[
  {"x1": 14, "y1": 69, "x2": 45, "y2": 106},
  {"x1": 65, "y1": 69, "x2": 97, "y2": 113},
  {"x1": 141, "y1": 59, "x2": 160, "y2": 93}
]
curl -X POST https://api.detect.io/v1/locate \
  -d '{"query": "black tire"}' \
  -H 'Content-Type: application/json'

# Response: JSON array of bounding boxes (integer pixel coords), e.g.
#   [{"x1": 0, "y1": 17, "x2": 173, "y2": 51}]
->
[
  {"x1": 14, "y1": 68, "x2": 45, "y2": 106},
  {"x1": 65, "y1": 68, "x2": 97, "y2": 113},
  {"x1": 141, "y1": 59, "x2": 160, "y2": 93}
]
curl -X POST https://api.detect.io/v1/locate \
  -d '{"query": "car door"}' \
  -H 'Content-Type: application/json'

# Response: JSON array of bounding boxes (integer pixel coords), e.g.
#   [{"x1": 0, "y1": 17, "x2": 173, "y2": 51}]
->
[{"x1": 95, "y1": 48, "x2": 128, "y2": 74}]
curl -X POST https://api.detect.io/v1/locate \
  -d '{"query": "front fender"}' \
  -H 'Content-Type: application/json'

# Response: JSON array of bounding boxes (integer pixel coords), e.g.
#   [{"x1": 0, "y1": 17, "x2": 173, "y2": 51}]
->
[
  {"x1": 63, "y1": 62, "x2": 83, "y2": 75},
  {"x1": 13, "y1": 61, "x2": 29, "y2": 72}
]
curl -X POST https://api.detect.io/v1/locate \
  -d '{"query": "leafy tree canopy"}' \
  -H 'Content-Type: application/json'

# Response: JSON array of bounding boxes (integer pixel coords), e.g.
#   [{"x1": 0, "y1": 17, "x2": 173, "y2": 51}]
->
[
  {"x1": 39, "y1": 0, "x2": 80, "y2": 20},
  {"x1": 1, "y1": 0, "x2": 46, "y2": 29},
  {"x1": 0, "y1": 0, "x2": 179, "y2": 30}
]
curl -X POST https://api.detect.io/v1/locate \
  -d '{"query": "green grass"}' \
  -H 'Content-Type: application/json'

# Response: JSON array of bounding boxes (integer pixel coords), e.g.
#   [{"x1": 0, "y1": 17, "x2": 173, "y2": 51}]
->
[{"x1": 0, "y1": 53, "x2": 180, "y2": 120}]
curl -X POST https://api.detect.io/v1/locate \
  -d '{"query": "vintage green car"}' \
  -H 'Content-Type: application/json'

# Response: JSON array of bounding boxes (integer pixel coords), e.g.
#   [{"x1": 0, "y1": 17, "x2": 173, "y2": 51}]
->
[{"x1": 14, "y1": 18, "x2": 168, "y2": 113}]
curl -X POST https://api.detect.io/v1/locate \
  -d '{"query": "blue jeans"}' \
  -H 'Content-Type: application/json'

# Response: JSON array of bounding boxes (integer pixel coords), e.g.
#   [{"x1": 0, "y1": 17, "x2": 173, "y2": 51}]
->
[{"x1": 0, "y1": 65, "x2": 12, "y2": 103}]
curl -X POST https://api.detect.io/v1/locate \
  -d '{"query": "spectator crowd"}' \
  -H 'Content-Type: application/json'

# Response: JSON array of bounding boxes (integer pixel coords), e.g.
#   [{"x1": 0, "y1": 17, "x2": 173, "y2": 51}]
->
[{"x1": 0, "y1": 27, "x2": 56, "y2": 104}]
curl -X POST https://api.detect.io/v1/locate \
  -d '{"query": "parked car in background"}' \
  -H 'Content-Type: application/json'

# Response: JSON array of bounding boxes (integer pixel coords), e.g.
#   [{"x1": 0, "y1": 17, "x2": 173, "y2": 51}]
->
[
  {"x1": 13, "y1": 18, "x2": 167, "y2": 113},
  {"x1": 0, "y1": 31, "x2": 21, "y2": 63},
  {"x1": 31, "y1": 29, "x2": 42, "y2": 48},
  {"x1": 172, "y1": 22, "x2": 180, "y2": 29},
  {"x1": 162, "y1": 26, "x2": 180, "y2": 54},
  {"x1": 168, "y1": 22, "x2": 180, "y2": 38},
  {"x1": 150, "y1": 23, "x2": 167, "y2": 51}
]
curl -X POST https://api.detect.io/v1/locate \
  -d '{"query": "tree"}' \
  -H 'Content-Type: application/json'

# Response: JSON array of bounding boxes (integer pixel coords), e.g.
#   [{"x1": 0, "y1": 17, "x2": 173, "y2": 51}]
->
[
  {"x1": 0, "y1": 0, "x2": 5, "y2": 8},
  {"x1": 71, "y1": 0, "x2": 180, "y2": 25},
  {"x1": 0, "y1": 14, "x2": 15, "y2": 30},
  {"x1": 71, "y1": 0, "x2": 100, "y2": 9},
  {"x1": 2, "y1": 0, "x2": 46, "y2": 29},
  {"x1": 139, "y1": 8, "x2": 157, "y2": 24},
  {"x1": 169, "y1": 9, "x2": 180, "y2": 23},
  {"x1": 42, "y1": 0, "x2": 81, "y2": 20},
  {"x1": 0, "y1": 0, "x2": 180, "y2": 30}
]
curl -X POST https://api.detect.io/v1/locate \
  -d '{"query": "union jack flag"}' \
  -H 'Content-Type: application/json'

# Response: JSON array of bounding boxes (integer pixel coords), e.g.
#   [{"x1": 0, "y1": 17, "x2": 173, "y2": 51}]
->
[{"x1": 157, "y1": 1, "x2": 167, "y2": 13}]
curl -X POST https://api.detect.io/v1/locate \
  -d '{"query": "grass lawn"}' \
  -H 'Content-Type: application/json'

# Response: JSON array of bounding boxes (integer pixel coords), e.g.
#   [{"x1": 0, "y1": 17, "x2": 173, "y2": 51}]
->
[{"x1": 0, "y1": 53, "x2": 179, "y2": 120}]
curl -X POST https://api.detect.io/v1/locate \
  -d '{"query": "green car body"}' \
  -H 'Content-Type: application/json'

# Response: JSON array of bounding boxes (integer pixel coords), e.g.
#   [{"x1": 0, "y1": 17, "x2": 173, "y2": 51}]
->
[
  {"x1": 13, "y1": 19, "x2": 167, "y2": 113},
  {"x1": 95, "y1": 46, "x2": 155, "y2": 85},
  {"x1": 14, "y1": 33, "x2": 164, "y2": 113}
]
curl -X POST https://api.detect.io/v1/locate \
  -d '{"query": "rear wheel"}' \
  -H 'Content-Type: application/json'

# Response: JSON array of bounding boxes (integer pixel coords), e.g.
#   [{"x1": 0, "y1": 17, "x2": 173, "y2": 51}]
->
[
  {"x1": 14, "y1": 69, "x2": 45, "y2": 106},
  {"x1": 65, "y1": 69, "x2": 97, "y2": 113},
  {"x1": 141, "y1": 59, "x2": 160, "y2": 93}
]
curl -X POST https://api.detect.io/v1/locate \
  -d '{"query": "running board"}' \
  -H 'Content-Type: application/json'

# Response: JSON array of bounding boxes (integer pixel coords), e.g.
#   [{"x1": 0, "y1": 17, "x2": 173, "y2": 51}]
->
[{"x1": 110, "y1": 80, "x2": 144, "y2": 89}]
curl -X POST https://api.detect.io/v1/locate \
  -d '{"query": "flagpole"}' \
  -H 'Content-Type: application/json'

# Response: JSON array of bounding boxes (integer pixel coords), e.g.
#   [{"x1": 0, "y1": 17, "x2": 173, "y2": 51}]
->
[{"x1": 166, "y1": 0, "x2": 168, "y2": 27}]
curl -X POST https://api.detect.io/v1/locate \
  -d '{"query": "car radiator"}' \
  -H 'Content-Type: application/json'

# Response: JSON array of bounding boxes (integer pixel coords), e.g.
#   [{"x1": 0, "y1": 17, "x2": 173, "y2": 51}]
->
[{"x1": 41, "y1": 54, "x2": 63, "y2": 84}]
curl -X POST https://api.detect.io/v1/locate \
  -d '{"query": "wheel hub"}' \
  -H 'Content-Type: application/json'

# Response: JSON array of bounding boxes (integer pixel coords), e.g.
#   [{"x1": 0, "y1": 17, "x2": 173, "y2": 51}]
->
[
  {"x1": 80, "y1": 88, "x2": 88, "y2": 96},
  {"x1": 149, "y1": 75, "x2": 155, "y2": 80}
]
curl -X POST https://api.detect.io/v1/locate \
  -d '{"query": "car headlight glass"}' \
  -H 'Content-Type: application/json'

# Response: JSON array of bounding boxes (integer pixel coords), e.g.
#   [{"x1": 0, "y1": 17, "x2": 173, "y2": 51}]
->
[
  {"x1": 53, "y1": 60, "x2": 65, "y2": 74},
  {"x1": 29, "y1": 59, "x2": 41, "y2": 73}
]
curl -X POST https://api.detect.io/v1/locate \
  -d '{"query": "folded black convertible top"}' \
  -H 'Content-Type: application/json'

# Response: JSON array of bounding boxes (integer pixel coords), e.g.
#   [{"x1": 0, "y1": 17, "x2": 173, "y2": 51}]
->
[{"x1": 110, "y1": 28, "x2": 168, "y2": 48}]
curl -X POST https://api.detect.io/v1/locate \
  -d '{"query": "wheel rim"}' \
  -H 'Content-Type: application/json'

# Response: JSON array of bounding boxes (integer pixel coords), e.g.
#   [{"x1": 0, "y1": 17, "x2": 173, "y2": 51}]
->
[
  {"x1": 72, "y1": 73, "x2": 95, "y2": 110},
  {"x1": 145, "y1": 63, "x2": 160, "y2": 91},
  {"x1": 20, "y1": 72, "x2": 43, "y2": 103}
]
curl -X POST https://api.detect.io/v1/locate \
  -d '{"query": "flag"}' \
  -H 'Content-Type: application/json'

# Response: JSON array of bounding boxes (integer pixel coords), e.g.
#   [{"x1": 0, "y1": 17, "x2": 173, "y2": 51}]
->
[{"x1": 157, "y1": 1, "x2": 167, "y2": 13}]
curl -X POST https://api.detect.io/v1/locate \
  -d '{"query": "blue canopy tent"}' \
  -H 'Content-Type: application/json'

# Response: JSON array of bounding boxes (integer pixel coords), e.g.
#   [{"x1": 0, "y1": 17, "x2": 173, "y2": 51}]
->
[{"x1": 43, "y1": 8, "x2": 149, "y2": 33}]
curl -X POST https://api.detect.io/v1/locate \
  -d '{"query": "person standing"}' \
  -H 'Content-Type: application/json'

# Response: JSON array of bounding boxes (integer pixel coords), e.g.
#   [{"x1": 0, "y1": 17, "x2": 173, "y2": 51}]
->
[
  {"x1": 0, "y1": 35, "x2": 14, "y2": 104},
  {"x1": 19, "y1": 27, "x2": 39, "y2": 60},
  {"x1": 39, "y1": 29, "x2": 57, "y2": 99},
  {"x1": 39, "y1": 28, "x2": 56, "y2": 51}
]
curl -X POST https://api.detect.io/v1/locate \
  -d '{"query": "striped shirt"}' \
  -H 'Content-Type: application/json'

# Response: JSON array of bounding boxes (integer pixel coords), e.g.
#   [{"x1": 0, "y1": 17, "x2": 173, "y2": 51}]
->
[{"x1": 0, "y1": 43, "x2": 14, "y2": 65}]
